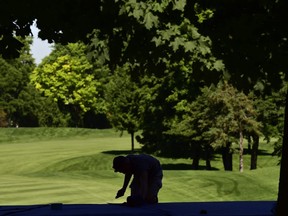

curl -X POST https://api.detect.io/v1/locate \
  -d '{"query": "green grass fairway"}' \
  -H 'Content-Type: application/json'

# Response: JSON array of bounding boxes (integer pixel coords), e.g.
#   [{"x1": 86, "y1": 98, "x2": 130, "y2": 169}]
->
[{"x1": 0, "y1": 128, "x2": 280, "y2": 205}]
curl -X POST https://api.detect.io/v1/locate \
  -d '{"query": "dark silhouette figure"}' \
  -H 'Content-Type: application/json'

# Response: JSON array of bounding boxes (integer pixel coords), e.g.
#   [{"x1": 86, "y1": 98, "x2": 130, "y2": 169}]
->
[{"x1": 113, "y1": 154, "x2": 163, "y2": 206}]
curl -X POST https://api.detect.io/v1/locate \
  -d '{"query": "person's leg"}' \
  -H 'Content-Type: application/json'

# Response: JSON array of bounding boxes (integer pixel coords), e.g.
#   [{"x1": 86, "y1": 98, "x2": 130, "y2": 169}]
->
[
  {"x1": 128, "y1": 177, "x2": 144, "y2": 206},
  {"x1": 146, "y1": 170, "x2": 163, "y2": 204},
  {"x1": 130, "y1": 176, "x2": 141, "y2": 196}
]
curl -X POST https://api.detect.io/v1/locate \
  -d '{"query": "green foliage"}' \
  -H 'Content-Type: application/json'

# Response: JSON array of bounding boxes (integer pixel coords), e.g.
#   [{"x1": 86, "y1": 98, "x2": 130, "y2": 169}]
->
[
  {"x1": 87, "y1": 29, "x2": 110, "y2": 65},
  {"x1": 31, "y1": 42, "x2": 110, "y2": 127},
  {"x1": 0, "y1": 37, "x2": 69, "y2": 127},
  {"x1": 113, "y1": 1, "x2": 224, "y2": 155},
  {"x1": 204, "y1": 83, "x2": 260, "y2": 172},
  {"x1": 252, "y1": 83, "x2": 286, "y2": 158},
  {"x1": 84, "y1": 0, "x2": 225, "y2": 154},
  {"x1": 194, "y1": 3, "x2": 214, "y2": 23},
  {"x1": 31, "y1": 43, "x2": 99, "y2": 112},
  {"x1": 0, "y1": 57, "x2": 22, "y2": 111},
  {"x1": 0, "y1": 1, "x2": 287, "y2": 92},
  {"x1": 0, "y1": 37, "x2": 39, "y2": 126},
  {"x1": 167, "y1": 83, "x2": 260, "y2": 161},
  {"x1": 17, "y1": 84, "x2": 70, "y2": 127},
  {"x1": 253, "y1": 93, "x2": 284, "y2": 142},
  {"x1": 105, "y1": 63, "x2": 141, "y2": 135},
  {"x1": 196, "y1": 0, "x2": 288, "y2": 91}
]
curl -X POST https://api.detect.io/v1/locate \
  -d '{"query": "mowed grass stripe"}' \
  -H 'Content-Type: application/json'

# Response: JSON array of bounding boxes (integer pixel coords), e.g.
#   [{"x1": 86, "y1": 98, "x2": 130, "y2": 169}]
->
[
  {"x1": 161, "y1": 167, "x2": 279, "y2": 202},
  {"x1": 1, "y1": 174, "x2": 121, "y2": 204}
]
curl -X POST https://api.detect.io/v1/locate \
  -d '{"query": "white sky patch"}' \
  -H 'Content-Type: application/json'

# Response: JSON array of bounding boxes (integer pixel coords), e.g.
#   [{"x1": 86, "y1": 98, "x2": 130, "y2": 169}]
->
[{"x1": 30, "y1": 22, "x2": 53, "y2": 65}]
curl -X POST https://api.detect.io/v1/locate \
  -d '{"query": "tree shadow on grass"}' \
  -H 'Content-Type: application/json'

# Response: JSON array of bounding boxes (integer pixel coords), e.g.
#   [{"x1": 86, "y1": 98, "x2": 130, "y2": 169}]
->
[
  {"x1": 103, "y1": 150, "x2": 219, "y2": 170},
  {"x1": 102, "y1": 150, "x2": 140, "y2": 155},
  {"x1": 161, "y1": 163, "x2": 219, "y2": 170},
  {"x1": 243, "y1": 148, "x2": 273, "y2": 156}
]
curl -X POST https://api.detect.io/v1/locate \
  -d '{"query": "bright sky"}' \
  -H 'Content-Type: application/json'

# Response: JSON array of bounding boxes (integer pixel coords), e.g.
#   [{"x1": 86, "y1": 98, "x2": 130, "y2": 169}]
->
[{"x1": 30, "y1": 22, "x2": 53, "y2": 64}]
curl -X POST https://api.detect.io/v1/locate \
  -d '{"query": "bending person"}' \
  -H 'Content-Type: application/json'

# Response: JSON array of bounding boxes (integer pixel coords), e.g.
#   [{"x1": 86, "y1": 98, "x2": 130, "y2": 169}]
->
[{"x1": 113, "y1": 154, "x2": 163, "y2": 206}]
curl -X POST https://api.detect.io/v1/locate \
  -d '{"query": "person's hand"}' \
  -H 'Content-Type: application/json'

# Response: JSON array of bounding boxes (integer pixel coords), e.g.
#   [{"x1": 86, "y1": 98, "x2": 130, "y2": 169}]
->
[{"x1": 115, "y1": 188, "x2": 125, "y2": 199}]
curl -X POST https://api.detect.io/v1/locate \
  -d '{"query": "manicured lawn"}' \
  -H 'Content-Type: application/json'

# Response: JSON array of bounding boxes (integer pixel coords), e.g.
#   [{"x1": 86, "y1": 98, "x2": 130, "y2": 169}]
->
[{"x1": 0, "y1": 128, "x2": 280, "y2": 205}]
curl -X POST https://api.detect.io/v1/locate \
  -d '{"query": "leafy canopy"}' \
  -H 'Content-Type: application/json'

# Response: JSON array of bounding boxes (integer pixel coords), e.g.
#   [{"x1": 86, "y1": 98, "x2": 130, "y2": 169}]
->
[{"x1": 30, "y1": 42, "x2": 103, "y2": 113}]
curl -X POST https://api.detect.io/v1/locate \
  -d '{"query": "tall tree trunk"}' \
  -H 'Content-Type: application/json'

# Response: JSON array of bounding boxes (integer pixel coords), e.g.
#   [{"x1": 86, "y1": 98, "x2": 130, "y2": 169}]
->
[
  {"x1": 222, "y1": 142, "x2": 233, "y2": 171},
  {"x1": 247, "y1": 135, "x2": 252, "y2": 153},
  {"x1": 192, "y1": 143, "x2": 201, "y2": 170},
  {"x1": 276, "y1": 90, "x2": 288, "y2": 215},
  {"x1": 205, "y1": 145, "x2": 212, "y2": 170},
  {"x1": 250, "y1": 134, "x2": 259, "y2": 170},
  {"x1": 130, "y1": 131, "x2": 134, "y2": 153},
  {"x1": 239, "y1": 131, "x2": 244, "y2": 172},
  {"x1": 206, "y1": 159, "x2": 211, "y2": 170},
  {"x1": 192, "y1": 157, "x2": 200, "y2": 170}
]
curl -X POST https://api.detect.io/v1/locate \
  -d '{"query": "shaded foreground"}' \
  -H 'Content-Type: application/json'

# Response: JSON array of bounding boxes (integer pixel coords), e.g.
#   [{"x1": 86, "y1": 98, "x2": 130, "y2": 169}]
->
[{"x1": 0, "y1": 201, "x2": 275, "y2": 216}]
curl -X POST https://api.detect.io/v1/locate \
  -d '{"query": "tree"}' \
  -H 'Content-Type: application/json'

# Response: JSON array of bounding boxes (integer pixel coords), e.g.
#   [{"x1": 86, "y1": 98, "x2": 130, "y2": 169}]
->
[
  {"x1": 250, "y1": 87, "x2": 285, "y2": 170},
  {"x1": 30, "y1": 42, "x2": 107, "y2": 126},
  {"x1": 0, "y1": 37, "x2": 66, "y2": 127},
  {"x1": 16, "y1": 84, "x2": 70, "y2": 127},
  {"x1": 0, "y1": 57, "x2": 21, "y2": 124},
  {"x1": 169, "y1": 82, "x2": 260, "y2": 171},
  {"x1": 81, "y1": 1, "x2": 225, "y2": 157},
  {"x1": 118, "y1": 1, "x2": 224, "y2": 156},
  {"x1": 195, "y1": 0, "x2": 287, "y2": 213},
  {"x1": 166, "y1": 89, "x2": 215, "y2": 170},
  {"x1": 0, "y1": 37, "x2": 37, "y2": 126},
  {"x1": 104, "y1": 63, "x2": 144, "y2": 152}
]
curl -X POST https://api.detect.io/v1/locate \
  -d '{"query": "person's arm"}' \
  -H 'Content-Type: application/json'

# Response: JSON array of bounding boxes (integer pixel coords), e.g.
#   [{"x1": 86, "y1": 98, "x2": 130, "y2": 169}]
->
[
  {"x1": 116, "y1": 173, "x2": 132, "y2": 198},
  {"x1": 122, "y1": 173, "x2": 132, "y2": 190}
]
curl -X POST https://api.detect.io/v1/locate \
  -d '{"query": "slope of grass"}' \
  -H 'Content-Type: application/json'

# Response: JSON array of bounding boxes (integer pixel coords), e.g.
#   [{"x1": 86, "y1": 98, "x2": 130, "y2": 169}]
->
[
  {"x1": 0, "y1": 128, "x2": 280, "y2": 205},
  {"x1": 0, "y1": 127, "x2": 119, "y2": 144}
]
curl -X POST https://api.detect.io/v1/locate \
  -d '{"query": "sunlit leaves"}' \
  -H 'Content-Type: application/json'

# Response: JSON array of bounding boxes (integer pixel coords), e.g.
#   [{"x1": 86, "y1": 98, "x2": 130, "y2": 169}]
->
[
  {"x1": 87, "y1": 29, "x2": 110, "y2": 65},
  {"x1": 143, "y1": 12, "x2": 159, "y2": 30},
  {"x1": 151, "y1": 17, "x2": 224, "y2": 77},
  {"x1": 194, "y1": 3, "x2": 214, "y2": 23},
  {"x1": 119, "y1": 0, "x2": 189, "y2": 30},
  {"x1": 31, "y1": 42, "x2": 101, "y2": 113},
  {"x1": 173, "y1": 0, "x2": 186, "y2": 11},
  {"x1": 120, "y1": 0, "x2": 160, "y2": 29}
]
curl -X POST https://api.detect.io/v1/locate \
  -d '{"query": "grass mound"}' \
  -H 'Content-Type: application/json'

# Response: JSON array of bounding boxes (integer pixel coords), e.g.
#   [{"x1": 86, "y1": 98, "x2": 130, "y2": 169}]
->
[{"x1": 41, "y1": 153, "x2": 114, "y2": 172}]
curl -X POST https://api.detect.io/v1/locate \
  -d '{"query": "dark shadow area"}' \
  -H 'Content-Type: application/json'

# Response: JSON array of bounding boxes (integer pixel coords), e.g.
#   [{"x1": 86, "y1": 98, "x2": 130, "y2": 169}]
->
[
  {"x1": 0, "y1": 201, "x2": 276, "y2": 216},
  {"x1": 204, "y1": 177, "x2": 240, "y2": 196},
  {"x1": 243, "y1": 148, "x2": 273, "y2": 156},
  {"x1": 161, "y1": 163, "x2": 219, "y2": 171},
  {"x1": 102, "y1": 150, "x2": 141, "y2": 155},
  {"x1": 103, "y1": 150, "x2": 220, "y2": 170},
  {"x1": 256, "y1": 149, "x2": 273, "y2": 156},
  {"x1": 83, "y1": 112, "x2": 111, "y2": 129}
]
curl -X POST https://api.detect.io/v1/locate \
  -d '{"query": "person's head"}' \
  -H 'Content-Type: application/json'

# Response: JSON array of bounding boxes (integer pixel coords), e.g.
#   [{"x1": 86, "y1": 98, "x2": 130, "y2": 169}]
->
[{"x1": 113, "y1": 156, "x2": 130, "y2": 173}]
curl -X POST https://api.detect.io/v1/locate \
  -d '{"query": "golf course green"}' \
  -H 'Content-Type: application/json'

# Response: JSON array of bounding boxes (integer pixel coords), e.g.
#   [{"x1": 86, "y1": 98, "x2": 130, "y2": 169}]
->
[{"x1": 0, "y1": 127, "x2": 280, "y2": 205}]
